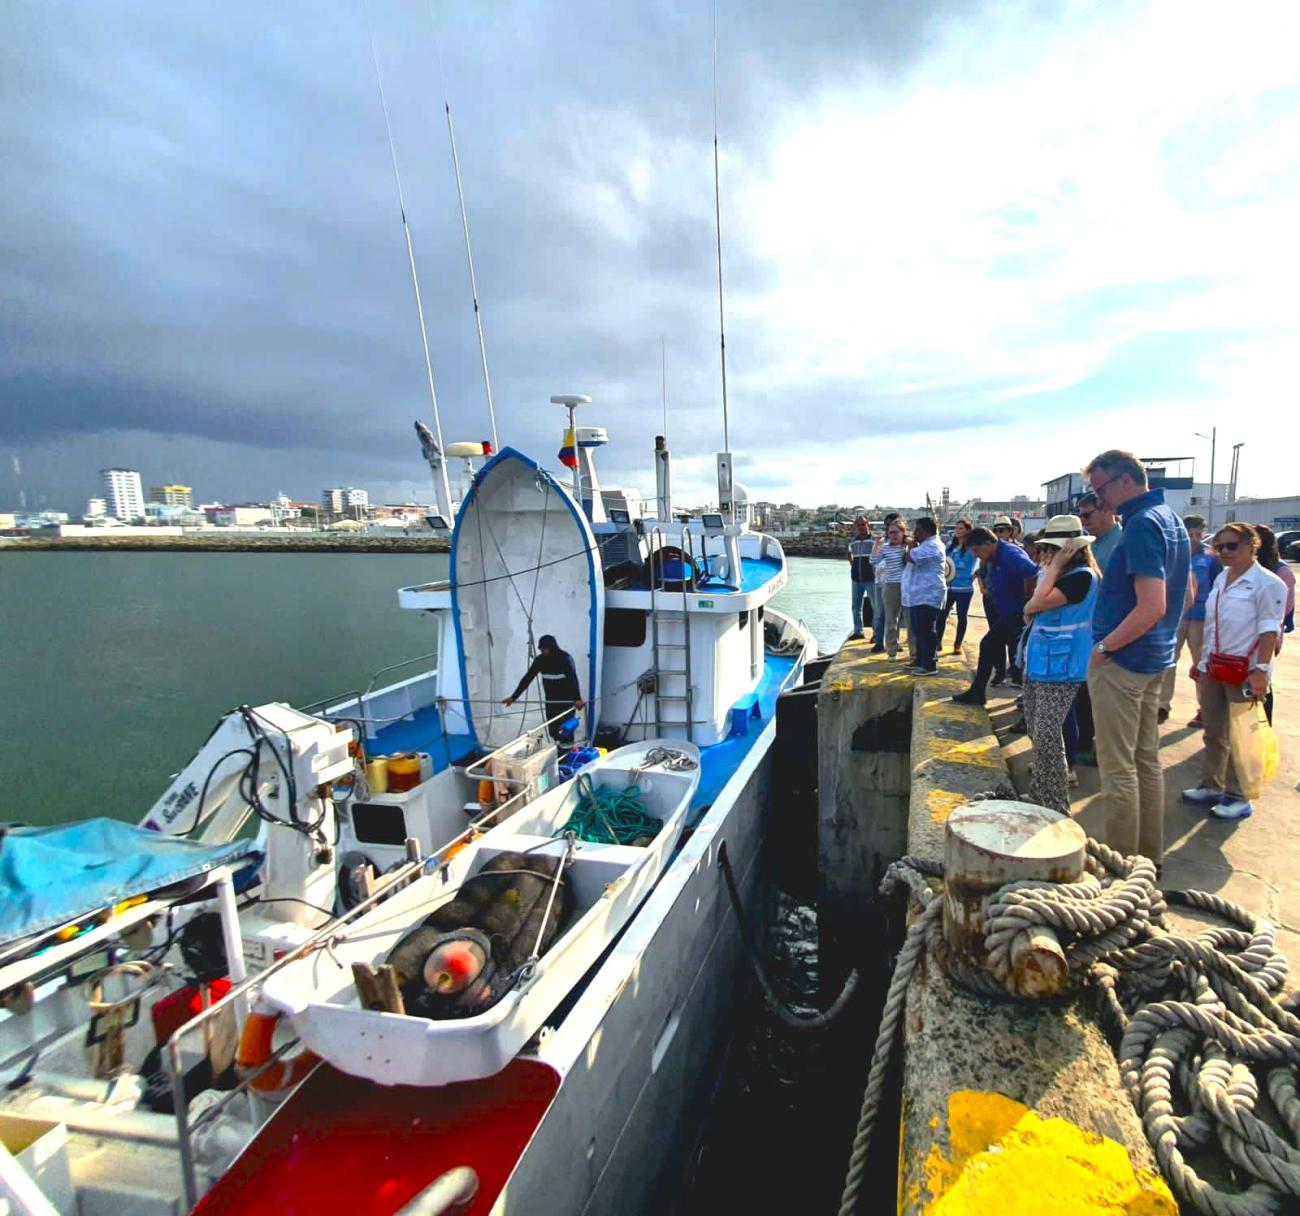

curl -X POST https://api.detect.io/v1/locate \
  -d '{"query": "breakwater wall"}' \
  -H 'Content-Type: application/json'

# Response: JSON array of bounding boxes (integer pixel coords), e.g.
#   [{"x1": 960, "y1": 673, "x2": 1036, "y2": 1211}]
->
[
  {"x1": 4, "y1": 529, "x2": 842, "y2": 558},
  {"x1": 1, "y1": 534, "x2": 450, "y2": 554},
  {"x1": 777, "y1": 530, "x2": 846, "y2": 558}
]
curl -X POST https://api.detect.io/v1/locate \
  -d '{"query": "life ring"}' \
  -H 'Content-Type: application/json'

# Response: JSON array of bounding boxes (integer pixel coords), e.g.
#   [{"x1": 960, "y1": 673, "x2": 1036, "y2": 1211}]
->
[{"x1": 235, "y1": 1009, "x2": 319, "y2": 1096}]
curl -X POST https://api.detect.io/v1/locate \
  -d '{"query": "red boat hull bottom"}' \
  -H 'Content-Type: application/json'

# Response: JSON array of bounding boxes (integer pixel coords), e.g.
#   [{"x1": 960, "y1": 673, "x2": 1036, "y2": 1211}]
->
[{"x1": 193, "y1": 1059, "x2": 561, "y2": 1216}]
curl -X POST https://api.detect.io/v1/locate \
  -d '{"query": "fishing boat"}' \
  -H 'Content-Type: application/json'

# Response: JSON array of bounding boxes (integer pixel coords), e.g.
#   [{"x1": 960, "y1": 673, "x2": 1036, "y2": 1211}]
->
[
  {"x1": 2, "y1": 20, "x2": 817, "y2": 1211},
  {"x1": 187, "y1": 421, "x2": 815, "y2": 1216},
  {"x1": 258, "y1": 740, "x2": 700, "y2": 1089},
  {"x1": 0, "y1": 419, "x2": 814, "y2": 1216}
]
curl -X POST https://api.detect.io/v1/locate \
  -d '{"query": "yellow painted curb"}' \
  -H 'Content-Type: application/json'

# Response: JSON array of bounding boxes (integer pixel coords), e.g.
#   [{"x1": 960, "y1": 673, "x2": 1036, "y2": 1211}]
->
[
  {"x1": 926, "y1": 789, "x2": 968, "y2": 825},
  {"x1": 925, "y1": 736, "x2": 1004, "y2": 769},
  {"x1": 910, "y1": 1090, "x2": 1175, "y2": 1215}
]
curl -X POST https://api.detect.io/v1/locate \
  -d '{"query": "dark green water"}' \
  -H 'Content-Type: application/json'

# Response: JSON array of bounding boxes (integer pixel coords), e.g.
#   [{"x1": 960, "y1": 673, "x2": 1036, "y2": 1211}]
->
[{"x1": 0, "y1": 552, "x2": 845, "y2": 826}]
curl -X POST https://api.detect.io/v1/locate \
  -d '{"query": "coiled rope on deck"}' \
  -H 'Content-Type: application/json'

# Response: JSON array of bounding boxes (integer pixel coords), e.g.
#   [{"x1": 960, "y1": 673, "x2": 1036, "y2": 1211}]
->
[
  {"x1": 555, "y1": 774, "x2": 662, "y2": 846},
  {"x1": 837, "y1": 838, "x2": 1300, "y2": 1216}
]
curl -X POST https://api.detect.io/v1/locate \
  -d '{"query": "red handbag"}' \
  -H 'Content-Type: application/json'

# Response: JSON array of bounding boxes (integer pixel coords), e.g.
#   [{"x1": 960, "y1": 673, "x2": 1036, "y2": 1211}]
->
[{"x1": 1207, "y1": 582, "x2": 1252, "y2": 684}]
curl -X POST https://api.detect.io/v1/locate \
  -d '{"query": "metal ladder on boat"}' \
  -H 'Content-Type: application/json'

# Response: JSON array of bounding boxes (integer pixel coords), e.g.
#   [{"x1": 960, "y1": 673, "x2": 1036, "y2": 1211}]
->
[{"x1": 649, "y1": 527, "x2": 696, "y2": 743}]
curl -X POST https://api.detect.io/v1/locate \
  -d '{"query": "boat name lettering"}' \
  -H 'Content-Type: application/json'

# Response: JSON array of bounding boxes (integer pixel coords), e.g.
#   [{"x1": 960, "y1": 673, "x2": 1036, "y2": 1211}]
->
[
  {"x1": 696, "y1": 598, "x2": 715, "y2": 608},
  {"x1": 161, "y1": 780, "x2": 201, "y2": 823}
]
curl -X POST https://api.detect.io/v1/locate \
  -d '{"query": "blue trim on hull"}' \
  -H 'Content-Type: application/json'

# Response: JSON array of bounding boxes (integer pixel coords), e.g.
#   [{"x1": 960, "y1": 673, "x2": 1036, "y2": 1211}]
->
[{"x1": 690, "y1": 651, "x2": 798, "y2": 817}]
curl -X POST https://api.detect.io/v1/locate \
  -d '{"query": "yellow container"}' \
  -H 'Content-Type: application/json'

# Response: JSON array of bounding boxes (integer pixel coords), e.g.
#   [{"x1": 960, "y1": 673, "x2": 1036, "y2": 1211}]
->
[
  {"x1": 365, "y1": 756, "x2": 390, "y2": 795},
  {"x1": 387, "y1": 752, "x2": 422, "y2": 793}
]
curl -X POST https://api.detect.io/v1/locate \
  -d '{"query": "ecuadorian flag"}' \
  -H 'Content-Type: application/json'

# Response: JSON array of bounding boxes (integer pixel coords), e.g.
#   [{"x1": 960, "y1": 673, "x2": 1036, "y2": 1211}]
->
[{"x1": 558, "y1": 427, "x2": 577, "y2": 469}]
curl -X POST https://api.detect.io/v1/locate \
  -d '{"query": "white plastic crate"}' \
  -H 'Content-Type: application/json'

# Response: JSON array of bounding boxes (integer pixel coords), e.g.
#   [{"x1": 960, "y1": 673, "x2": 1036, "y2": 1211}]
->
[{"x1": 488, "y1": 735, "x2": 557, "y2": 805}]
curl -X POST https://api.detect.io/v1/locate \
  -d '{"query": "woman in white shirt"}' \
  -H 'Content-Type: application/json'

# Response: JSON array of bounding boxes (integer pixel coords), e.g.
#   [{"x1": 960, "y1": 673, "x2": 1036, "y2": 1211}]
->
[{"x1": 1181, "y1": 523, "x2": 1286, "y2": 820}]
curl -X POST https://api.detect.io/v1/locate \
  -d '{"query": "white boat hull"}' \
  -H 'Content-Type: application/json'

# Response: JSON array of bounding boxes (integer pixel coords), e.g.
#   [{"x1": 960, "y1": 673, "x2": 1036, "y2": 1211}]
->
[
  {"x1": 496, "y1": 714, "x2": 777, "y2": 1214},
  {"x1": 261, "y1": 743, "x2": 700, "y2": 1089}
]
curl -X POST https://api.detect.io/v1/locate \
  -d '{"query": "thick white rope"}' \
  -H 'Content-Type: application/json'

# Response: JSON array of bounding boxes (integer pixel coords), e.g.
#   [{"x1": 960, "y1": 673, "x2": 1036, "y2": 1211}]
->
[{"x1": 837, "y1": 840, "x2": 1300, "y2": 1216}]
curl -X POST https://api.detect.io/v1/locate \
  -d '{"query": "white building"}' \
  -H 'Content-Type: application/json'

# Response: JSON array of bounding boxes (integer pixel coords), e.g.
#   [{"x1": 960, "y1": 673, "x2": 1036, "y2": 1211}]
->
[
  {"x1": 101, "y1": 468, "x2": 145, "y2": 522},
  {"x1": 85, "y1": 497, "x2": 107, "y2": 519},
  {"x1": 1224, "y1": 496, "x2": 1300, "y2": 531},
  {"x1": 210, "y1": 506, "x2": 274, "y2": 528},
  {"x1": 322, "y1": 487, "x2": 369, "y2": 517}
]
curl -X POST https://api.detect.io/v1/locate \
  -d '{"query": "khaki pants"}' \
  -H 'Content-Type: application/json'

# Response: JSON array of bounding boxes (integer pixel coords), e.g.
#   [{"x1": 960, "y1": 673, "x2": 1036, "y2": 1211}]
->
[
  {"x1": 1197, "y1": 676, "x2": 1251, "y2": 797},
  {"x1": 1088, "y1": 661, "x2": 1166, "y2": 863},
  {"x1": 1159, "y1": 618, "x2": 1205, "y2": 713}
]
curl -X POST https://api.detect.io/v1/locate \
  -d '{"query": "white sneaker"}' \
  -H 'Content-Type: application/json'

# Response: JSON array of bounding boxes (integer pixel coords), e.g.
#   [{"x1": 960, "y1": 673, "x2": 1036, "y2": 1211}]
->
[
  {"x1": 1067, "y1": 768, "x2": 1079, "y2": 788},
  {"x1": 1211, "y1": 797, "x2": 1253, "y2": 820},
  {"x1": 1181, "y1": 785, "x2": 1223, "y2": 806}
]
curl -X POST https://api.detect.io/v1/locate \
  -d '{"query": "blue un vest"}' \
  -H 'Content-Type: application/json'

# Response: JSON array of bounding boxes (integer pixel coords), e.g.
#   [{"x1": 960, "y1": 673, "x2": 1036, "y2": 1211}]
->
[{"x1": 1025, "y1": 570, "x2": 1099, "y2": 684}]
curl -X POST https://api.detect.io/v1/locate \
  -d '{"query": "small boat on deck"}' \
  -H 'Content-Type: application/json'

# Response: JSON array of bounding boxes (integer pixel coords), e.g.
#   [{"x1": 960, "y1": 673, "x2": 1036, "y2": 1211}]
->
[{"x1": 259, "y1": 741, "x2": 700, "y2": 1088}]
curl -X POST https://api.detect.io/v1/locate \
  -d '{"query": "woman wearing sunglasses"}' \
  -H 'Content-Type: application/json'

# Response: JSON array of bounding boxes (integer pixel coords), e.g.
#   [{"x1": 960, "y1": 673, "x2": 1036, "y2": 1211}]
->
[{"x1": 1182, "y1": 523, "x2": 1287, "y2": 819}]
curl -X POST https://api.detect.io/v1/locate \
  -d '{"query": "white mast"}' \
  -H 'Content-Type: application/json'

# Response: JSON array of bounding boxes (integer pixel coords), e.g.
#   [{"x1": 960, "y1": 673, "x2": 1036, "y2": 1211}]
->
[
  {"x1": 367, "y1": 28, "x2": 453, "y2": 517},
  {"x1": 444, "y1": 98, "x2": 500, "y2": 453},
  {"x1": 711, "y1": 10, "x2": 734, "y2": 522}
]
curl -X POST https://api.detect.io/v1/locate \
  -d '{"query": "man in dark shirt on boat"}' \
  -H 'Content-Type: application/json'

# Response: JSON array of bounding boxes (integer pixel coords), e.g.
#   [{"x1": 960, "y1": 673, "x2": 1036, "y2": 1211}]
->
[{"x1": 503, "y1": 635, "x2": 585, "y2": 740}]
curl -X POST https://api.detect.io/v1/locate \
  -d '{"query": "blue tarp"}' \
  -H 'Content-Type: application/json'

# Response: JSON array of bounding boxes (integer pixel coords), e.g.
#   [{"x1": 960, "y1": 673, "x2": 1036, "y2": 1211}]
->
[{"x1": 0, "y1": 818, "x2": 256, "y2": 944}]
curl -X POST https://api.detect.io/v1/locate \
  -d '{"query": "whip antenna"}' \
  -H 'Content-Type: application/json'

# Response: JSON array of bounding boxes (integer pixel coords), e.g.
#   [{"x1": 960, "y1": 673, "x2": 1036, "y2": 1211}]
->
[
  {"x1": 661, "y1": 333, "x2": 668, "y2": 439},
  {"x1": 432, "y1": 13, "x2": 500, "y2": 451},
  {"x1": 712, "y1": 5, "x2": 729, "y2": 456},
  {"x1": 366, "y1": 19, "x2": 453, "y2": 517}
]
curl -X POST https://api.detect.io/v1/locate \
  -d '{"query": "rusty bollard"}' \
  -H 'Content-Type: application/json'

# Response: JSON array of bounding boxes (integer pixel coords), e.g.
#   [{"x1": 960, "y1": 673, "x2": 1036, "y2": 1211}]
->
[{"x1": 943, "y1": 800, "x2": 1086, "y2": 997}]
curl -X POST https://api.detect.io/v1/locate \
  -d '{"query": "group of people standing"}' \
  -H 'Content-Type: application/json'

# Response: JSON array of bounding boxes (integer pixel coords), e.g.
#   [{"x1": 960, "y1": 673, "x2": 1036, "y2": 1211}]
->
[
  {"x1": 848, "y1": 448, "x2": 1294, "y2": 866},
  {"x1": 847, "y1": 513, "x2": 960, "y2": 674}
]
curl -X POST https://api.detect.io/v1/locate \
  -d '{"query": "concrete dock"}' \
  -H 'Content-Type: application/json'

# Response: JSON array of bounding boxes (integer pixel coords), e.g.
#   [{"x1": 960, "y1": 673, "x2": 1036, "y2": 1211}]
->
[{"x1": 815, "y1": 581, "x2": 1297, "y2": 1212}]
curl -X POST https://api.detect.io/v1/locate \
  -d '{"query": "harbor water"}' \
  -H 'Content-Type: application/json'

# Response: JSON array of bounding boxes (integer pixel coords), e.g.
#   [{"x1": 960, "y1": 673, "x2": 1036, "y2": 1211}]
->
[{"x1": 0, "y1": 550, "x2": 848, "y2": 826}]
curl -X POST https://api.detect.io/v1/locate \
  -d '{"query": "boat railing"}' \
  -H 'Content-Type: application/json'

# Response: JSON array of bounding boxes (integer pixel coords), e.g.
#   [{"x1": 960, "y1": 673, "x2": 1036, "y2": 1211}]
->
[
  {"x1": 166, "y1": 844, "x2": 434, "y2": 1209},
  {"x1": 299, "y1": 649, "x2": 442, "y2": 731},
  {"x1": 165, "y1": 741, "x2": 562, "y2": 1209}
]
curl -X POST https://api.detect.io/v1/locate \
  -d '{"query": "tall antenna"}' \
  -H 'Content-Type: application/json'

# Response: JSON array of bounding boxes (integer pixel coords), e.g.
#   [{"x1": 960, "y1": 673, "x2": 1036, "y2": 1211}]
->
[
  {"x1": 711, "y1": 5, "x2": 730, "y2": 455},
  {"x1": 367, "y1": 21, "x2": 453, "y2": 516},
  {"x1": 660, "y1": 333, "x2": 668, "y2": 439},
  {"x1": 432, "y1": 15, "x2": 499, "y2": 451}
]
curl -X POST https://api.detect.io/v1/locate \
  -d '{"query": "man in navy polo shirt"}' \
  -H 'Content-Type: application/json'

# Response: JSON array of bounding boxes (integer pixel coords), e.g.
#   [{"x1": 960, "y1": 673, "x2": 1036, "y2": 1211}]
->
[
  {"x1": 951, "y1": 526, "x2": 1038, "y2": 706},
  {"x1": 1084, "y1": 449, "x2": 1190, "y2": 865}
]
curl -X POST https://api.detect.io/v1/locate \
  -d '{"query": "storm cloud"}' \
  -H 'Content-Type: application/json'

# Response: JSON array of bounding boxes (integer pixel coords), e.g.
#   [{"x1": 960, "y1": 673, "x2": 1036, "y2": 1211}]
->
[{"x1": 3, "y1": 1, "x2": 1298, "y2": 513}]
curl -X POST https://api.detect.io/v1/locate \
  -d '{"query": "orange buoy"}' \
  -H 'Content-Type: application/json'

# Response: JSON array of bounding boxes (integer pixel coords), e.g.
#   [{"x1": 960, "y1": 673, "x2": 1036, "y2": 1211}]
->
[{"x1": 236, "y1": 1010, "x2": 319, "y2": 1097}]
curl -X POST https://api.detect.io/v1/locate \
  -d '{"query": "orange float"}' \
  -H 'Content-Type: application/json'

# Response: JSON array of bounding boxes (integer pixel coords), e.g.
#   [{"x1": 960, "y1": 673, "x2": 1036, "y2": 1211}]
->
[{"x1": 235, "y1": 1009, "x2": 319, "y2": 1096}]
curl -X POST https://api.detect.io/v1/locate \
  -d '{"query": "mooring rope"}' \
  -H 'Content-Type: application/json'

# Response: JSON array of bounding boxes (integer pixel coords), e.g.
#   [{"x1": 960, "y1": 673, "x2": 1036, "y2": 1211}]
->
[
  {"x1": 837, "y1": 839, "x2": 1300, "y2": 1216},
  {"x1": 717, "y1": 841, "x2": 861, "y2": 1034}
]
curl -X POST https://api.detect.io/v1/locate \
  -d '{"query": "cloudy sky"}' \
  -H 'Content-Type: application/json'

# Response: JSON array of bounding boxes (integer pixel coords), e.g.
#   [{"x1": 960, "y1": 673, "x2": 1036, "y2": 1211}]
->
[{"x1": 4, "y1": 1, "x2": 1299, "y2": 515}]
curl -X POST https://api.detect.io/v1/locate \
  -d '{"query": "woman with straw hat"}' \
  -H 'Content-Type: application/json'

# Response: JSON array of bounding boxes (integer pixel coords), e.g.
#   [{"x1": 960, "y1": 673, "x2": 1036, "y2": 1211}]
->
[{"x1": 1021, "y1": 515, "x2": 1101, "y2": 812}]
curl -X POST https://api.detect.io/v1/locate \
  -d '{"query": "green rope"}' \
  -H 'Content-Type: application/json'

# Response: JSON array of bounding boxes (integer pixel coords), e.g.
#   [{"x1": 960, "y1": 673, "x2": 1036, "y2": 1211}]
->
[{"x1": 556, "y1": 775, "x2": 662, "y2": 846}]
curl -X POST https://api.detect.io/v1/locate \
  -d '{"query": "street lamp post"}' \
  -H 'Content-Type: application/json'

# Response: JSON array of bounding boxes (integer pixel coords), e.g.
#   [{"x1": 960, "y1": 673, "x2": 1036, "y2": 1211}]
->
[
  {"x1": 1195, "y1": 428, "x2": 1217, "y2": 529},
  {"x1": 1228, "y1": 443, "x2": 1244, "y2": 518}
]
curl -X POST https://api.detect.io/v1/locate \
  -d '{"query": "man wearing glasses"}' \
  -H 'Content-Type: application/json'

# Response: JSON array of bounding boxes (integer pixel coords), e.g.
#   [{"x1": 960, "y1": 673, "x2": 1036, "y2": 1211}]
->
[
  {"x1": 1083, "y1": 450, "x2": 1191, "y2": 867},
  {"x1": 1077, "y1": 491, "x2": 1123, "y2": 572}
]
